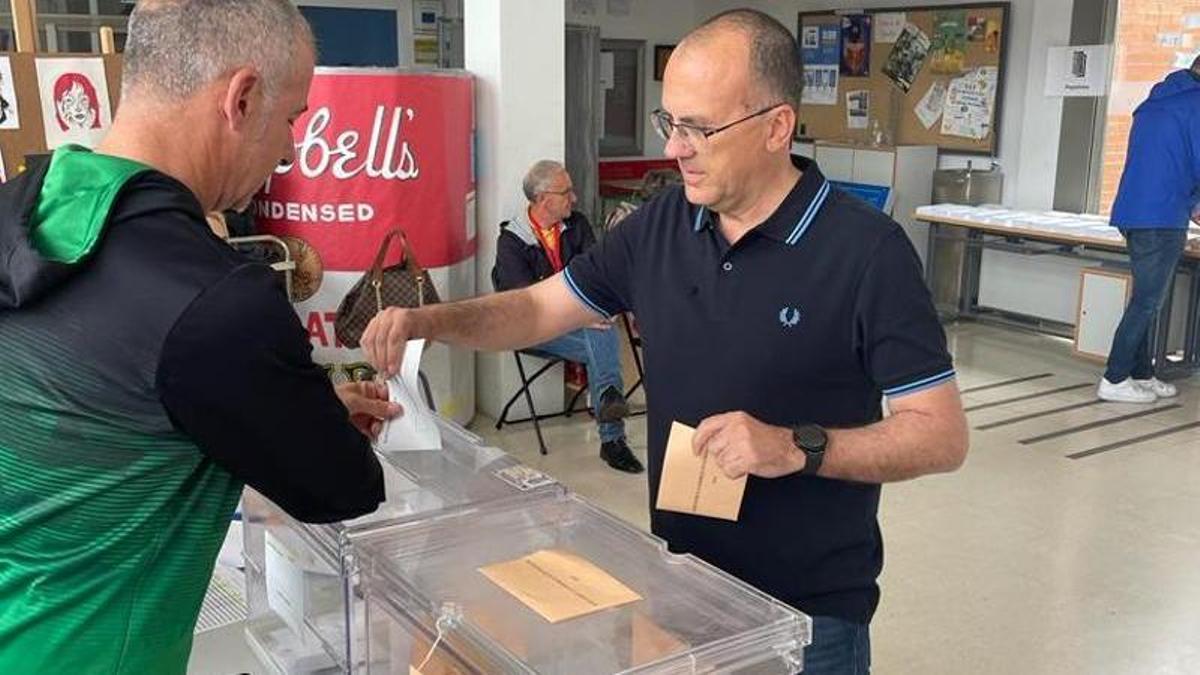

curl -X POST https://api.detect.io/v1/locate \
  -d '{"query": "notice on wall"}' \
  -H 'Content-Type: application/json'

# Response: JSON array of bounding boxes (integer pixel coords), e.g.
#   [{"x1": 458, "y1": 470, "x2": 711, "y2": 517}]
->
[
  {"x1": 882, "y1": 24, "x2": 931, "y2": 93},
  {"x1": 875, "y1": 12, "x2": 906, "y2": 43},
  {"x1": 846, "y1": 89, "x2": 870, "y2": 130},
  {"x1": 915, "y1": 80, "x2": 948, "y2": 130},
  {"x1": 840, "y1": 14, "x2": 872, "y2": 76},
  {"x1": 1044, "y1": 45, "x2": 1110, "y2": 97},
  {"x1": 802, "y1": 65, "x2": 839, "y2": 105},
  {"x1": 930, "y1": 10, "x2": 967, "y2": 74},
  {"x1": 942, "y1": 67, "x2": 997, "y2": 139}
]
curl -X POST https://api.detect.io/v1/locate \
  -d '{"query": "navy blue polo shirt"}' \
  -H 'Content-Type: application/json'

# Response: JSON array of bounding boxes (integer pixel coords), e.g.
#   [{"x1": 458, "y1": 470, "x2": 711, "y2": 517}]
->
[{"x1": 564, "y1": 156, "x2": 954, "y2": 623}]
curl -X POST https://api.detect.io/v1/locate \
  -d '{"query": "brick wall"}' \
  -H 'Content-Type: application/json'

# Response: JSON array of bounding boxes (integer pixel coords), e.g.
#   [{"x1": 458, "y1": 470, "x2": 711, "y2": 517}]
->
[{"x1": 1099, "y1": 2, "x2": 1200, "y2": 213}]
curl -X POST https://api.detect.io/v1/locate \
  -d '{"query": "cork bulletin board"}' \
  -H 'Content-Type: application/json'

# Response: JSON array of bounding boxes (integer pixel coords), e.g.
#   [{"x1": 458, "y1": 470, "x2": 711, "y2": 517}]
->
[
  {"x1": 0, "y1": 53, "x2": 123, "y2": 177},
  {"x1": 797, "y1": 3, "x2": 1010, "y2": 155}
]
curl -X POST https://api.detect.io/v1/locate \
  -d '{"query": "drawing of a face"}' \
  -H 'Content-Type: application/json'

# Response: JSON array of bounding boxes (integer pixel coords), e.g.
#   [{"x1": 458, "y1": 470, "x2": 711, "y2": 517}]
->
[{"x1": 53, "y1": 73, "x2": 101, "y2": 132}]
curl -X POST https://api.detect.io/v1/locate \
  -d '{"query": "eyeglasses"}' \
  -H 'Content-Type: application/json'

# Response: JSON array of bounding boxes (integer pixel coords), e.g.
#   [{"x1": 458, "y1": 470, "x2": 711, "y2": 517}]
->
[
  {"x1": 542, "y1": 186, "x2": 575, "y2": 197},
  {"x1": 650, "y1": 103, "x2": 785, "y2": 148}
]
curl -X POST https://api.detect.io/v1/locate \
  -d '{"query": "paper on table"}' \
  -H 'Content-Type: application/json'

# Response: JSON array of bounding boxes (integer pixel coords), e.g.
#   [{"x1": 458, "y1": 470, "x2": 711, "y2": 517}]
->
[
  {"x1": 655, "y1": 422, "x2": 747, "y2": 521},
  {"x1": 375, "y1": 339, "x2": 442, "y2": 452},
  {"x1": 479, "y1": 548, "x2": 642, "y2": 623}
]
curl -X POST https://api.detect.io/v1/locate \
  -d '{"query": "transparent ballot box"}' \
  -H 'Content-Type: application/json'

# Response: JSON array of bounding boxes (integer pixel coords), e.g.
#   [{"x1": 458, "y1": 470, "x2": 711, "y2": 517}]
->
[
  {"x1": 243, "y1": 419, "x2": 564, "y2": 674},
  {"x1": 355, "y1": 493, "x2": 812, "y2": 674}
]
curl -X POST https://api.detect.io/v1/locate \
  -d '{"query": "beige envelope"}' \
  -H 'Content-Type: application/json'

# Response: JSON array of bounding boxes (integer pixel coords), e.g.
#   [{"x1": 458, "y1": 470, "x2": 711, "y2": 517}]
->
[
  {"x1": 479, "y1": 548, "x2": 642, "y2": 623},
  {"x1": 655, "y1": 421, "x2": 748, "y2": 521}
]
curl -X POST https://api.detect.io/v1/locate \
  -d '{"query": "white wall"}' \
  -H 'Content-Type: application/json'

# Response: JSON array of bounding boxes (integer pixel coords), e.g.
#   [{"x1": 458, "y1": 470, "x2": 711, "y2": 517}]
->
[
  {"x1": 566, "y1": 0, "x2": 700, "y2": 158},
  {"x1": 694, "y1": 0, "x2": 1076, "y2": 211}
]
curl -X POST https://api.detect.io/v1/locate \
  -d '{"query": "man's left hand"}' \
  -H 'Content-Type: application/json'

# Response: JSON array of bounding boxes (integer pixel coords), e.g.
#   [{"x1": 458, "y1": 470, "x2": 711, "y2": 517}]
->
[
  {"x1": 335, "y1": 381, "x2": 402, "y2": 440},
  {"x1": 692, "y1": 411, "x2": 804, "y2": 479}
]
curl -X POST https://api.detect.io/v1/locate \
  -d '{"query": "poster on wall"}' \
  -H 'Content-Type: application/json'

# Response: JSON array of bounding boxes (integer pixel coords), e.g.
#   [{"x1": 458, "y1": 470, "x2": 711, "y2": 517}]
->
[
  {"x1": 840, "y1": 15, "x2": 871, "y2": 77},
  {"x1": 846, "y1": 89, "x2": 870, "y2": 129},
  {"x1": 882, "y1": 24, "x2": 931, "y2": 93},
  {"x1": 929, "y1": 10, "x2": 968, "y2": 74},
  {"x1": 1045, "y1": 45, "x2": 1111, "y2": 97},
  {"x1": 35, "y1": 58, "x2": 112, "y2": 149},
  {"x1": 0, "y1": 56, "x2": 19, "y2": 129},
  {"x1": 802, "y1": 22, "x2": 841, "y2": 105},
  {"x1": 253, "y1": 70, "x2": 477, "y2": 422},
  {"x1": 942, "y1": 67, "x2": 998, "y2": 139}
]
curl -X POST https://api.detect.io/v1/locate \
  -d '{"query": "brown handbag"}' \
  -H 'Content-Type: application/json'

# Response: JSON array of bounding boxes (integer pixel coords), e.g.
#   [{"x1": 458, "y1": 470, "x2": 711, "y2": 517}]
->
[{"x1": 335, "y1": 229, "x2": 440, "y2": 348}]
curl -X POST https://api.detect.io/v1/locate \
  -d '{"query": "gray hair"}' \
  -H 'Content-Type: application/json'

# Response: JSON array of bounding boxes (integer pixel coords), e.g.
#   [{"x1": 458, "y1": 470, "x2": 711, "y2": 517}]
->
[
  {"x1": 689, "y1": 9, "x2": 802, "y2": 111},
  {"x1": 522, "y1": 160, "x2": 566, "y2": 202},
  {"x1": 1193, "y1": 54, "x2": 1200, "y2": 76},
  {"x1": 122, "y1": 0, "x2": 314, "y2": 102}
]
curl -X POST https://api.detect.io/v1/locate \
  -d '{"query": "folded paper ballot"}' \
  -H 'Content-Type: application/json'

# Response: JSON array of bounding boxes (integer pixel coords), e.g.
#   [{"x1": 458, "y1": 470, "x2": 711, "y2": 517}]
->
[
  {"x1": 655, "y1": 421, "x2": 747, "y2": 521},
  {"x1": 375, "y1": 339, "x2": 442, "y2": 452},
  {"x1": 479, "y1": 548, "x2": 642, "y2": 623}
]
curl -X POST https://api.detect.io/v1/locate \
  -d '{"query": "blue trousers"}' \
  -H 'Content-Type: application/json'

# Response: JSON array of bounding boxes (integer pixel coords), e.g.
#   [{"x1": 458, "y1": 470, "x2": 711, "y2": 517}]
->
[
  {"x1": 1104, "y1": 228, "x2": 1187, "y2": 382},
  {"x1": 534, "y1": 327, "x2": 625, "y2": 442}
]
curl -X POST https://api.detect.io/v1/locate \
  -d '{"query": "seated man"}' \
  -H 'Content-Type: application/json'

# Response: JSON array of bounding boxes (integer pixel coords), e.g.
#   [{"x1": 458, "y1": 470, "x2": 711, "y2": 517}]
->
[{"x1": 492, "y1": 160, "x2": 643, "y2": 473}]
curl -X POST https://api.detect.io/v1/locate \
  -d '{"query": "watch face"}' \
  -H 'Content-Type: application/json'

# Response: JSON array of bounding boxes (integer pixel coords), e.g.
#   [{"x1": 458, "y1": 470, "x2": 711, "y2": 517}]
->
[{"x1": 795, "y1": 425, "x2": 826, "y2": 450}]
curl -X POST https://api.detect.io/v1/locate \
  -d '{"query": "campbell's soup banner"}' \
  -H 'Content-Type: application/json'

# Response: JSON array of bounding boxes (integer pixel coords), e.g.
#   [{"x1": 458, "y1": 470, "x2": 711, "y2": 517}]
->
[{"x1": 254, "y1": 69, "x2": 477, "y2": 424}]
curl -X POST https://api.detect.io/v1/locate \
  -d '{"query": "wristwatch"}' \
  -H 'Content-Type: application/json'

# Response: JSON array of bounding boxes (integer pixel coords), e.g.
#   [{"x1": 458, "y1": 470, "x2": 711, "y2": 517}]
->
[{"x1": 792, "y1": 424, "x2": 828, "y2": 476}]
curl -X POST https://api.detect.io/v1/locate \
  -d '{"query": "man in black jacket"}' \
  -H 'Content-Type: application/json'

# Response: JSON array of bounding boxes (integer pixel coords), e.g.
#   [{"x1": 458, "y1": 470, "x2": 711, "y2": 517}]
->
[{"x1": 492, "y1": 160, "x2": 643, "y2": 473}]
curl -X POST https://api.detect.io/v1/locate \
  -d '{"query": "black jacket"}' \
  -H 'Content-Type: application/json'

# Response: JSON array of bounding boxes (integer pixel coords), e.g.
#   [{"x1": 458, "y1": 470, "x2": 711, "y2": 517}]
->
[{"x1": 491, "y1": 210, "x2": 596, "y2": 292}]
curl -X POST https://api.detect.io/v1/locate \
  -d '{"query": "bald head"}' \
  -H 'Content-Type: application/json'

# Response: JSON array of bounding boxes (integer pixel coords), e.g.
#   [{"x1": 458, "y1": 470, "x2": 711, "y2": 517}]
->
[
  {"x1": 123, "y1": 0, "x2": 313, "y2": 103},
  {"x1": 680, "y1": 9, "x2": 802, "y2": 111}
]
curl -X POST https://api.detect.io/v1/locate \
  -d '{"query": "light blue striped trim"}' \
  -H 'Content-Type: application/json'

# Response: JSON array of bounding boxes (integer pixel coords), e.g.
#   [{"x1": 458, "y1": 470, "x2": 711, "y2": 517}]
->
[
  {"x1": 562, "y1": 268, "x2": 613, "y2": 319},
  {"x1": 693, "y1": 206, "x2": 707, "y2": 232},
  {"x1": 785, "y1": 180, "x2": 831, "y2": 245},
  {"x1": 883, "y1": 369, "x2": 957, "y2": 398}
]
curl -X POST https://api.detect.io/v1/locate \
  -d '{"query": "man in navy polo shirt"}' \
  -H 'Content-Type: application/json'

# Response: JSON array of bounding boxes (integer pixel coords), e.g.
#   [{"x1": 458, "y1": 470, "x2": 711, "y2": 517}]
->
[{"x1": 361, "y1": 9, "x2": 968, "y2": 672}]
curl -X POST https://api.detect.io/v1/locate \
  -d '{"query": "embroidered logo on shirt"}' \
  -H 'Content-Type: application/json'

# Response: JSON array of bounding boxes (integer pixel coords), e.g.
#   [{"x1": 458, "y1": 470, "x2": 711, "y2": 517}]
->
[{"x1": 779, "y1": 306, "x2": 802, "y2": 329}]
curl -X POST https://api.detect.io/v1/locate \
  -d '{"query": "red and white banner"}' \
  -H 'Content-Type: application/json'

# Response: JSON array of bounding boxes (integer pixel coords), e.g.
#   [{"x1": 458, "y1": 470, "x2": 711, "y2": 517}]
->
[{"x1": 254, "y1": 68, "x2": 476, "y2": 422}]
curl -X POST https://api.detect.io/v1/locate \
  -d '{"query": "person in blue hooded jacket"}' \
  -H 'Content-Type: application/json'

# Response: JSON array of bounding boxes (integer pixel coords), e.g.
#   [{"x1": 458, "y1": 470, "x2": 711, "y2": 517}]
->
[{"x1": 1099, "y1": 57, "x2": 1200, "y2": 403}]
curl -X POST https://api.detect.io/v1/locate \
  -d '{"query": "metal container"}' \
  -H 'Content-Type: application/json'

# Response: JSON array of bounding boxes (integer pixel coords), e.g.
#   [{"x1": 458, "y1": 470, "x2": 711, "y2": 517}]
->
[{"x1": 930, "y1": 162, "x2": 1004, "y2": 310}]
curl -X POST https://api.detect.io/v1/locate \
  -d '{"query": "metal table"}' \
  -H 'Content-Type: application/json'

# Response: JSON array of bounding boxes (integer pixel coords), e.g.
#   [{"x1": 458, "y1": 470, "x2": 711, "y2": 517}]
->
[{"x1": 917, "y1": 209, "x2": 1200, "y2": 378}]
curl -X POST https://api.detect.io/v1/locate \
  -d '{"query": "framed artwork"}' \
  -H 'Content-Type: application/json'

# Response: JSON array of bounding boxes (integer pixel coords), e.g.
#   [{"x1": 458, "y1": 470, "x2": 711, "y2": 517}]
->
[{"x1": 654, "y1": 44, "x2": 675, "y2": 81}]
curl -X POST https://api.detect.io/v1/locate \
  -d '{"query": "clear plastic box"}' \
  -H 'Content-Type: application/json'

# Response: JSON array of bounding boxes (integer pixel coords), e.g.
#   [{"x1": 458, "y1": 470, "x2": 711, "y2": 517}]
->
[
  {"x1": 355, "y1": 493, "x2": 811, "y2": 674},
  {"x1": 243, "y1": 419, "x2": 564, "y2": 674}
]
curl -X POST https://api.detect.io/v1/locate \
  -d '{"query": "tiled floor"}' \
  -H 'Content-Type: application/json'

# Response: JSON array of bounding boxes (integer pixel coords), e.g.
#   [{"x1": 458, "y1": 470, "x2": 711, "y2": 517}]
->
[{"x1": 189, "y1": 321, "x2": 1200, "y2": 674}]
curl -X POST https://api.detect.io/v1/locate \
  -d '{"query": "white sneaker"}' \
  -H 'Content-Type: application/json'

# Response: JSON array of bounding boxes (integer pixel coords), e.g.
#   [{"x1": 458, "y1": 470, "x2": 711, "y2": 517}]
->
[
  {"x1": 1134, "y1": 377, "x2": 1178, "y2": 398},
  {"x1": 1098, "y1": 378, "x2": 1157, "y2": 403}
]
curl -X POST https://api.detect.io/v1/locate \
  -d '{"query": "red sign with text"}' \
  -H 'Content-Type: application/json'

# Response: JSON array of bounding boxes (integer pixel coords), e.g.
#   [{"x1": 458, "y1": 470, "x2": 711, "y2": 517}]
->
[{"x1": 255, "y1": 70, "x2": 475, "y2": 271}]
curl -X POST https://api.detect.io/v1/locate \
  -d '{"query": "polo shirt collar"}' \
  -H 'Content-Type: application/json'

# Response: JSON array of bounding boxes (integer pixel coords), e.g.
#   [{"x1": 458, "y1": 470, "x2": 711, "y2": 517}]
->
[{"x1": 692, "y1": 155, "x2": 831, "y2": 246}]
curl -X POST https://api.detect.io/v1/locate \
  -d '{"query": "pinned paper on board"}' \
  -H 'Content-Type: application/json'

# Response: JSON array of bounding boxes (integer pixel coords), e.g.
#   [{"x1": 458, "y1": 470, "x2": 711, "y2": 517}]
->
[
  {"x1": 942, "y1": 67, "x2": 998, "y2": 140},
  {"x1": 0, "y1": 57, "x2": 20, "y2": 130},
  {"x1": 874, "y1": 13, "x2": 906, "y2": 43},
  {"x1": 915, "y1": 80, "x2": 948, "y2": 130},
  {"x1": 802, "y1": 65, "x2": 838, "y2": 105},
  {"x1": 840, "y1": 15, "x2": 871, "y2": 76},
  {"x1": 882, "y1": 24, "x2": 931, "y2": 93},
  {"x1": 846, "y1": 89, "x2": 871, "y2": 130},
  {"x1": 36, "y1": 57, "x2": 112, "y2": 148},
  {"x1": 929, "y1": 10, "x2": 967, "y2": 74},
  {"x1": 375, "y1": 339, "x2": 442, "y2": 452}
]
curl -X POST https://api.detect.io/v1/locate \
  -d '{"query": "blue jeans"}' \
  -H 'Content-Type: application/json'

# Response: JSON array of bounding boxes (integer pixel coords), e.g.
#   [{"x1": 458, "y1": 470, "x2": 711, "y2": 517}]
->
[
  {"x1": 801, "y1": 616, "x2": 871, "y2": 675},
  {"x1": 534, "y1": 327, "x2": 625, "y2": 443},
  {"x1": 1104, "y1": 228, "x2": 1188, "y2": 382}
]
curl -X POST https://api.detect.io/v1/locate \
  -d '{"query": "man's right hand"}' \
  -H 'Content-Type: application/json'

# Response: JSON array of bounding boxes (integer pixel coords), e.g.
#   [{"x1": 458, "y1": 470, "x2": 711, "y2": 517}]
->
[{"x1": 362, "y1": 307, "x2": 415, "y2": 377}]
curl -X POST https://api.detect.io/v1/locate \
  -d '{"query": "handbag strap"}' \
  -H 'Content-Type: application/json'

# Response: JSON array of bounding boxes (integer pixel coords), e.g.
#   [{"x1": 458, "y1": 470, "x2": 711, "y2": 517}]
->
[{"x1": 368, "y1": 229, "x2": 427, "y2": 286}]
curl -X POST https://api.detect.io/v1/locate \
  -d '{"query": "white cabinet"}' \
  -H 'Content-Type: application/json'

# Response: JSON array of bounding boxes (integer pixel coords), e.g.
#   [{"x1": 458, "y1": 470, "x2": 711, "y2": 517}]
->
[
  {"x1": 808, "y1": 142, "x2": 938, "y2": 264},
  {"x1": 1074, "y1": 268, "x2": 1131, "y2": 361}
]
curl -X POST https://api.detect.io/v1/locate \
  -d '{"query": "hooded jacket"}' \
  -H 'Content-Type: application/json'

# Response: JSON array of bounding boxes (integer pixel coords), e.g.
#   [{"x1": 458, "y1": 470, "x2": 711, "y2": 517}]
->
[
  {"x1": 491, "y1": 208, "x2": 596, "y2": 292},
  {"x1": 1110, "y1": 69, "x2": 1200, "y2": 229},
  {"x1": 0, "y1": 146, "x2": 383, "y2": 674}
]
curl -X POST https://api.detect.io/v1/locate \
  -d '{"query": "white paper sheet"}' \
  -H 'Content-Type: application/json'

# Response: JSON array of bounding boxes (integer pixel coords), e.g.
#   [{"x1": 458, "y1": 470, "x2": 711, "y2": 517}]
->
[
  {"x1": 941, "y1": 67, "x2": 997, "y2": 139},
  {"x1": 0, "y1": 57, "x2": 19, "y2": 131},
  {"x1": 375, "y1": 339, "x2": 442, "y2": 452},
  {"x1": 1044, "y1": 45, "x2": 1110, "y2": 97},
  {"x1": 875, "y1": 13, "x2": 906, "y2": 43},
  {"x1": 801, "y1": 65, "x2": 839, "y2": 105},
  {"x1": 846, "y1": 90, "x2": 870, "y2": 130},
  {"x1": 36, "y1": 57, "x2": 112, "y2": 149},
  {"x1": 265, "y1": 531, "x2": 308, "y2": 640},
  {"x1": 915, "y1": 80, "x2": 948, "y2": 129}
]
